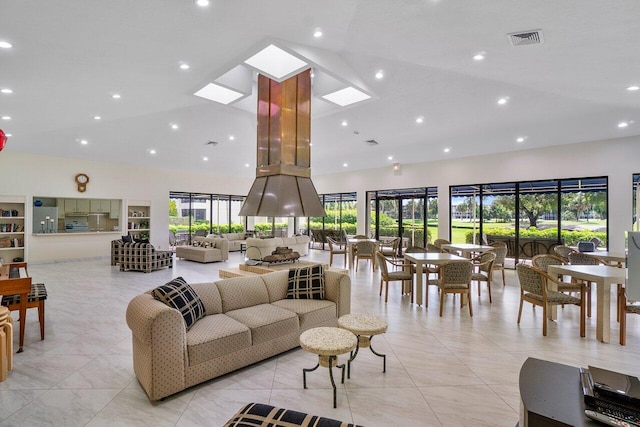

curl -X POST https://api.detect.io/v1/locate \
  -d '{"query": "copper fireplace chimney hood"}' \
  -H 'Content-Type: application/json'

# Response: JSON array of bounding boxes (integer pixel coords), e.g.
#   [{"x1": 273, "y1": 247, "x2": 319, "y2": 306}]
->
[{"x1": 239, "y1": 69, "x2": 326, "y2": 217}]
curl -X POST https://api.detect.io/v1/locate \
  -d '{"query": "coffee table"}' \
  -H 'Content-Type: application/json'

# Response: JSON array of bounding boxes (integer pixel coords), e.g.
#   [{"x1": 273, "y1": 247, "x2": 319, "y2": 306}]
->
[
  {"x1": 299, "y1": 327, "x2": 357, "y2": 408},
  {"x1": 338, "y1": 313, "x2": 388, "y2": 378}
]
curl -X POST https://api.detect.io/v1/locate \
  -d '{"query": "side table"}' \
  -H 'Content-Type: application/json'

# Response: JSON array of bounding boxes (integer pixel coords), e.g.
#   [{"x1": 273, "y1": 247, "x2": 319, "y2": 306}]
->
[
  {"x1": 299, "y1": 327, "x2": 357, "y2": 408},
  {"x1": 338, "y1": 313, "x2": 388, "y2": 379}
]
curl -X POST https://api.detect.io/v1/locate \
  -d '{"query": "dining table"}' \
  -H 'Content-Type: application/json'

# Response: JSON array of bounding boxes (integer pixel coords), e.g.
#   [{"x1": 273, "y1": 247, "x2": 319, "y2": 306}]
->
[
  {"x1": 547, "y1": 264, "x2": 627, "y2": 343},
  {"x1": 440, "y1": 243, "x2": 494, "y2": 258},
  {"x1": 0, "y1": 263, "x2": 31, "y2": 352},
  {"x1": 578, "y1": 250, "x2": 626, "y2": 267},
  {"x1": 403, "y1": 252, "x2": 467, "y2": 306},
  {"x1": 347, "y1": 238, "x2": 380, "y2": 270}
]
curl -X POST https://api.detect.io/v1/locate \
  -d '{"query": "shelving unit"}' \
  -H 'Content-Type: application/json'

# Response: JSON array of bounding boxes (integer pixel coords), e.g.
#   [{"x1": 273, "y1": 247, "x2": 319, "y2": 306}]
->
[
  {"x1": 127, "y1": 201, "x2": 151, "y2": 240},
  {"x1": 0, "y1": 195, "x2": 26, "y2": 263}
]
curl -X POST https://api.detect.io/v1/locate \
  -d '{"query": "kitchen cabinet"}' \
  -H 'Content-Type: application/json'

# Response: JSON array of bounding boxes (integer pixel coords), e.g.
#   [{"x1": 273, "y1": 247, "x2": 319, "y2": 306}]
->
[
  {"x1": 90, "y1": 199, "x2": 111, "y2": 213},
  {"x1": 109, "y1": 200, "x2": 120, "y2": 219},
  {"x1": 64, "y1": 199, "x2": 90, "y2": 214}
]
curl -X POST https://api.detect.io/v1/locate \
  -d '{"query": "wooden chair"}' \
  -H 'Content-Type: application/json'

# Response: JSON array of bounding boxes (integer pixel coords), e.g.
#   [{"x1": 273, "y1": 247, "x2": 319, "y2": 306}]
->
[
  {"x1": 376, "y1": 252, "x2": 414, "y2": 303},
  {"x1": 516, "y1": 264, "x2": 585, "y2": 337},
  {"x1": 568, "y1": 251, "x2": 608, "y2": 318},
  {"x1": 354, "y1": 241, "x2": 375, "y2": 272},
  {"x1": 490, "y1": 246, "x2": 508, "y2": 285},
  {"x1": 0, "y1": 307, "x2": 13, "y2": 381},
  {"x1": 326, "y1": 236, "x2": 347, "y2": 267},
  {"x1": 353, "y1": 235, "x2": 368, "y2": 239},
  {"x1": 429, "y1": 260, "x2": 473, "y2": 316},
  {"x1": 426, "y1": 243, "x2": 442, "y2": 253},
  {"x1": 471, "y1": 251, "x2": 496, "y2": 303},
  {"x1": 618, "y1": 287, "x2": 640, "y2": 345},
  {"x1": 433, "y1": 239, "x2": 450, "y2": 250},
  {"x1": 553, "y1": 245, "x2": 577, "y2": 263},
  {"x1": 380, "y1": 237, "x2": 401, "y2": 260}
]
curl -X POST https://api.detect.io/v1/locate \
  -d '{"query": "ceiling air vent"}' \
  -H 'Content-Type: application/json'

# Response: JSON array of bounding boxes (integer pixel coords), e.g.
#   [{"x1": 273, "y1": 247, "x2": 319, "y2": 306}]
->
[
  {"x1": 507, "y1": 29, "x2": 543, "y2": 46},
  {"x1": 205, "y1": 140, "x2": 219, "y2": 146},
  {"x1": 365, "y1": 139, "x2": 379, "y2": 146}
]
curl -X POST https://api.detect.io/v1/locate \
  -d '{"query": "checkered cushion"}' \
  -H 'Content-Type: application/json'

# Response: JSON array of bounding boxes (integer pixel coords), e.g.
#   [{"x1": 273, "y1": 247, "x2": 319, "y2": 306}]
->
[
  {"x1": 286, "y1": 265, "x2": 324, "y2": 300},
  {"x1": 151, "y1": 277, "x2": 205, "y2": 330},
  {"x1": 224, "y1": 402, "x2": 358, "y2": 427},
  {"x1": 1, "y1": 282, "x2": 48, "y2": 306}
]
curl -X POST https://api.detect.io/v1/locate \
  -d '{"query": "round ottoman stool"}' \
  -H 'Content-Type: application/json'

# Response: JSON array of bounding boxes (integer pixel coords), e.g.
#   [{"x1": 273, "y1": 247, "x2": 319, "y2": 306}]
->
[{"x1": 338, "y1": 313, "x2": 388, "y2": 379}]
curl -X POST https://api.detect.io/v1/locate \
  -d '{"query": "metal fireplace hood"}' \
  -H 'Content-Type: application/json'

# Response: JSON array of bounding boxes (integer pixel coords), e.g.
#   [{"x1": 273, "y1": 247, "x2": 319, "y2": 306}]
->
[{"x1": 239, "y1": 70, "x2": 326, "y2": 218}]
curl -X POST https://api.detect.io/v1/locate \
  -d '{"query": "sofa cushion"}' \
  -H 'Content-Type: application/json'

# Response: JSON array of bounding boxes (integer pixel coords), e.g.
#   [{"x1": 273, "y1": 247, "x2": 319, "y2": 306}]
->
[
  {"x1": 152, "y1": 277, "x2": 206, "y2": 330},
  {"x1": 225, "y1": 304, "x2": 299, "y2": 345},
  {"x1": 261, "y1": 271, "x2": 291, "y2": 302},
  {"x1": 189, "y1": 282, "x2": 223, "y2": 314},
  {"x1": 122, "y1": 235, "x2": 132, "y2": 243},
  {"x1": 186, "y1": 314, "x2": 251, "y2": 365},
  {"x1": 271, "y1": 299, "x2": 336, "y2": 330},
  {"x1": 216, "y1": 275, "x2": 270, "y2": 312},
  {"x1": 286, "y1": 265, "x2": 325, "y2": 300}
]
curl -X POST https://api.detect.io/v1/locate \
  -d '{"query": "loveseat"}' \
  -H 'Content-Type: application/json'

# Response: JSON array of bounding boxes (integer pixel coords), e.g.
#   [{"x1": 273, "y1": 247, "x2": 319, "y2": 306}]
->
[
  {"x1": 245, "y1": 236, "x2": 310, "y2": 261},
  {"x1": 175, "y1": 236, "x2": 229, "y2": 263},
  {"x1": 126, "y1": 268, "x2": 351, "y2": 401},
  {"x1": 120, "y1": 242, "x2": 173, "y2": 273},
  {"x1": 219, "y1": 232, "x2": 247, "y2": 252}
]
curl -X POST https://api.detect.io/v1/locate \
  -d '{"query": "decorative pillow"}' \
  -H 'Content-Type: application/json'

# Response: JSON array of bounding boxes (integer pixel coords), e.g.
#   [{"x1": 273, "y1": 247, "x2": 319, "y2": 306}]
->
[
  {"x1": 202, "y1": 241, "x2": 213, "y2": 248},
  {"x1": 287, "y1": 265, "x2": 325, "y2": 300},
  {"x1": 151, "y1": 277, "x2": 205, "y2": 330},
  {"x1": 192, "y1": 241, "x2": 201, "y2": 247},
  {"x1": 122, "y1": 235, "x2": 133, "y2": 243}
]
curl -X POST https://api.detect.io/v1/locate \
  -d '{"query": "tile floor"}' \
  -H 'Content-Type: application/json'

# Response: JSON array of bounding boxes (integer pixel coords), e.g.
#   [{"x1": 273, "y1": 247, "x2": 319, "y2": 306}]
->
[{"x1": 1, "y1": 249, "x2": 639, "y2": 426}]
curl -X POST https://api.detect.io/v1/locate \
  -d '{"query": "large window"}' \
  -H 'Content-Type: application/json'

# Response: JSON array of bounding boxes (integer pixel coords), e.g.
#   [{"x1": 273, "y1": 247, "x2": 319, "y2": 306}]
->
[
  {"x1": 308, "y1": 192, "x2": 357, "y2": 248},
  {"x1": 450, "y1": 177, "x2": 608, "y2": 262},
  {"x1": 367, "y1": 187, "x2": 438, "y2": 251},
  {"x1": 169, "y1": 192, "x2": 246, "y2": 242}
]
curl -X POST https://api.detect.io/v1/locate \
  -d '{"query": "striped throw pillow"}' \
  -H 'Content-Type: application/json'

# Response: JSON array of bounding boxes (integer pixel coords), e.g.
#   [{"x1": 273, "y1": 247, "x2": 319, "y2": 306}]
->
[
  {"x1": 286, "y1": 265, "x2": 325, "y2": 300},
  {"x1": 152, "y1": 277, "x2": 205, "y2": 330}
]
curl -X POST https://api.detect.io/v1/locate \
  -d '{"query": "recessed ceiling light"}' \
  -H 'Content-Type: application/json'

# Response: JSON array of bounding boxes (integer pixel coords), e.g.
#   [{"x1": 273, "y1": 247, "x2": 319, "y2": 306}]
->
[
  {"x1": 497, "y1": 97, "x2": 509, "y2": 105},
  {"x1": 229, "y1": 135, "x2": 235, "y2": 141},
  {"x1": 341, "y1": 120, "x2": 348, "y2": 126},
  {"x1": 627, "y1": 85, "x2": 640, "y2": 91},
  {"x1": 194, "y1": 82, "x2": 244, "y2": 105},
  {"x1": 388, "y1": 156, "x2": 393, "y2": 160},
  {"x1": 149, "y1": 149, "x2": 156, "y2": 155},
  {"x1": 112, "y1": 93, "x2": 121, "y2": 99},
  {"x1": 245, "y1": 163, "x2": 250, "y2": 167},
  {"x1": 443, "y1": 148, "x2": 451, "y2": 153},
  {"x1": 313, "y1": 29, "x2": 323, "y2": 38},
  {"x1": 473, "y1": 52, "x2": 485, "y2": 61},
  {"x1": 0, "y1": 41, "x2": 12, "y2": 49},
  {"x1": 375, "y1": 70, "x2": 384, "y2": 79},
  {"x1": 80, "y1": 139, "x2": 88, "y2": 145},
  {"x1": 1, "y1": 88, "x2": 12, "y2": 94},
  {"x1": 196, "y1": 0, "x2": 209, "y2": 6},
  {"x1": 322, "y1": 87, "x2": 371, "y2": 107},
  {"x1": 5, "y1": 133, "x2": 11, "y2": 137},
  {"x1": 618, "y1": 121, "x2": 629, "y2": 128},
  {"x1": 343, "y1": 163, "x2": 348, "y2": 167},
  {"x1": 416, "y1": 117, "x2": 424, "y2": 124},
  {"x1": 244, "y1": 44, "x2": 308, "y2": 80},
  {"x1": 94, "y1": 116, "x2": 102, "y2": 120},
  {"x1": 203, "y1": 157, "x2": 208, "y2": 161},
  {"x1": 171, "y1": 123, "x2": 179, "y2": 130},
  {"x1": 179, "y1": 63, "x2": 190, "y2": 70},
  {"x1": 516, "y1": 137, "x2": 525, "y2": 143},
  {"x1": 1, "y1": 116, "x2": 11, "y2": 120}
]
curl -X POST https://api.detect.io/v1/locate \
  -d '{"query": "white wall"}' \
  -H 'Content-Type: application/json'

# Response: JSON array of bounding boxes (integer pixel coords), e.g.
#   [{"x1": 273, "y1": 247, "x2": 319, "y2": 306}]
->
[
  {"x1": 0, "y1": 152, "x2": 253, "y2": 262},
  {"x1": 313, "y1": 136, "x2": 640, "y2": 252}
]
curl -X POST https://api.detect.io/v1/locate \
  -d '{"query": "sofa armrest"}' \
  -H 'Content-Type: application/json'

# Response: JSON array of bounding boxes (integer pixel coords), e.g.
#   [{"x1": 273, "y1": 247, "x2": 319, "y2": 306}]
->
[
  {"x1": 216, "y1": 238, "x2": 229, "y2": 260},
  {"x1": 126, "y1": 293, "x2": 187, "y2": 400},
  {"x1": 323, "y1": 271, "x2": 351, "y2": 318}
]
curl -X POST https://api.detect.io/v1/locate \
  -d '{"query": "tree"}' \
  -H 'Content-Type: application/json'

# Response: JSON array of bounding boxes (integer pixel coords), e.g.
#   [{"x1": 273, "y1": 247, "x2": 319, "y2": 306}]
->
[
  {"x1": 566, "y1": 192, "x2": 591, "y2": 221},
  {"x1": 169, "y1": 200, "x2": 178, "y2": 217},
  {"x1": 519, "y1": 194, "x2": 556, "y2": 228},
  {"x1": 427, "y1": 198, "x2": 438, "y2": 217}
]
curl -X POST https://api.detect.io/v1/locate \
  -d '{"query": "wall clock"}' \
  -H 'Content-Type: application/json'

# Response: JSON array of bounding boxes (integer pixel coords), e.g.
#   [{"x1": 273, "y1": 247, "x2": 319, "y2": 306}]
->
[{"x1": 75, "y1": 173, "x2": 90, "y2": 193}]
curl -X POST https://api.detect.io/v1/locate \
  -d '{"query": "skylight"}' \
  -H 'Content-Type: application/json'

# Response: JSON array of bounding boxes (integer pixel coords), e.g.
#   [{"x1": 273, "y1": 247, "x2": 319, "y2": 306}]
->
[
  {"x1": 243, "y1": 44, "x2": 308, "y2": 80},
  {"x1": 194, "y1": 83, "x2": 245, "y2": 105},
  {"x1": 322, "y1": 87, "x2": 371, "y2": 107}
]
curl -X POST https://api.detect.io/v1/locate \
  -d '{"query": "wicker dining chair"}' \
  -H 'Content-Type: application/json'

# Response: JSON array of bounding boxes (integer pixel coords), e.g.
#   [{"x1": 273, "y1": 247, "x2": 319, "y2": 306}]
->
[
  {"x1": 354, "y1": 241, "x2": 375, "y2": 272},
  {"x1": 326, "y1": 236, "x2": 347, "y2": 267},
  {"x1": 380, "y1": 237, "x2": 401, "y2": 261},
  {"x1": 553, "y1": 245, "x2": 577, "y2": 263},
  {"x1": 429, "y1": 260, "x2": 473, "y2": 316},
  {"x1": 376, "y1": 252, "x2": 414, "y2": 303},
  {"x1": 568, "y1": 251, "x2": 609, "y2": 318},
  {"x1": 618, "y1": 287, "x2": 640, "y2": 345},
  {"x1": 532, "y1": 254, "x2": 585, "y2": 300},
  {"x1": 470, "y1": 251, "x2": 496, "y2": 303},
  {"x1": 433, "y1": 239, "x2": 450, "y2": 249},
  {"x1": 490, "y1": 246, "x2": 508, "y2": 286},
  {"x1": 516, "y1": 264, "x2": 585, "y2": 337}
]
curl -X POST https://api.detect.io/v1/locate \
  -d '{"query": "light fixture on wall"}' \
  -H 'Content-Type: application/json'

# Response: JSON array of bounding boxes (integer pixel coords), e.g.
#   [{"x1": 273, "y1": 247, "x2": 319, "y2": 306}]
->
[{"x1": 393, "y1": 162, "x2": 401, "y2": 171}]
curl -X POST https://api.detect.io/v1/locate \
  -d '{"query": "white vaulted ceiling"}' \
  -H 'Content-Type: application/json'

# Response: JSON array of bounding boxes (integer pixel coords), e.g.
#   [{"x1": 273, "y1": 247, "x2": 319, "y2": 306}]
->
[{"x1": 1, "y1": 1, "x2": 639, "y2": 177}]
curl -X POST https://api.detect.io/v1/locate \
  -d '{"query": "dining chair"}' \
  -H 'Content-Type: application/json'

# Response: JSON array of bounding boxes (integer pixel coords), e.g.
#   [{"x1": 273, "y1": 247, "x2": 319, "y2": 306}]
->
[
  {"x1": 426, "y1": 243, "x2": 442, "y2": 253},
  {"x1": 489, "y1": 241, "x2": 508, "y2": 248},
  {"x1": 376, "y1": 252, "x2": 414, "y2": 303},
  {"x1": 326, "y1": 236, "x2": 347, "y2": 267},
  {"x1": 532, "y1": 254, "x2": 585, "y2": 302},
  {"x1": 470, "y1": 251, "x2": 496, "y2": 303},
  {"x1": 354, "y1": 241, "x2": 375, "y2": 272},
  {"x1": 490, "y1": 246, "x2": 508, "y2": 286},
  {"x1": 618, "y1": 287, "x2": 640, "y2": 345},
  {"x1": 380, "y1": 238, "x2": 401, "y2": 261},
  {"x1": 433, "y1": 239, "x2": 450, "y2": 250},
  {"x1": 429, "y1": 260, "x2": 473, "y2": 316},
  {"x1": 353, "y1": 235, "x2": 368, "y2": 239},
  {"x1": 553, "y1": 245, "x2": 577, "y2": 263},
  {"x1": 568, "y1": 251, "x2": 608, "y2": 318},
  {"x1": 516, "y1": 264, "x2": 585, "y2": 337}
]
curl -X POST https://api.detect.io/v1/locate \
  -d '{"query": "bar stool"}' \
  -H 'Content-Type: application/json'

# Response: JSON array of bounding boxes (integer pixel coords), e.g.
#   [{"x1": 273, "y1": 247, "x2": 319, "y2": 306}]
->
[{"x1": 0, "y1": 306, "x2": 13, "y2": 381}]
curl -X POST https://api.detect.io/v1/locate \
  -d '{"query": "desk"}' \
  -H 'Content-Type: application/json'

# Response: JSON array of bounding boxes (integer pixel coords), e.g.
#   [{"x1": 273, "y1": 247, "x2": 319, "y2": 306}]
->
[
  {"x1": 347, "y1": 239, "x2": 380, "y2": 270},
  {"x1": 403, "y1": 252, "x2": 467, "y2": 306},
  {"x1": 548, "y1": 265, "x2": 627, "y2": 343},
  {"x1": 519, "y1": 357, "x2": 600, "y2": 426},
  {"x1": 440, "y1": 243, "x2": 493, "y2": 258},
  {"x1": 0, "y1": 264, "x2": 30, "y2": 352}
]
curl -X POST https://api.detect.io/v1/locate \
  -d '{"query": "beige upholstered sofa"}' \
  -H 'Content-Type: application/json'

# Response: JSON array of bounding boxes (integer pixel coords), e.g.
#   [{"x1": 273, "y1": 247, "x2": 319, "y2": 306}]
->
[
  {"x1": 125, "y1": 269, "x2": 351, "y2": 401},
  {"x1": 175, "y1": 236, "x2": 229, "y2": 263},
  {"x1": 245, "y1": 236, "x2": 310, "y2": 260},
  {"x1": 219, "y1": 232, "x2": 246, "y2": 252}
]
